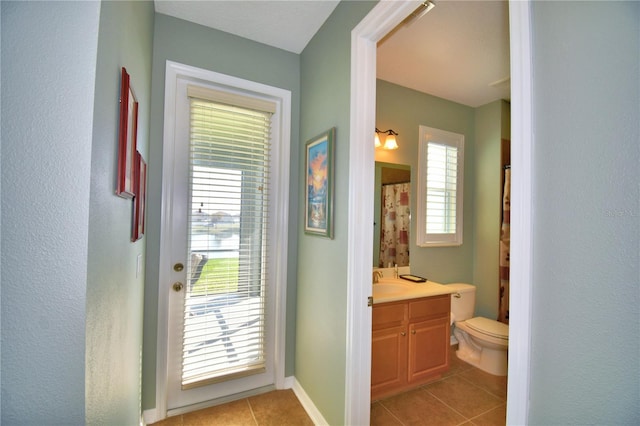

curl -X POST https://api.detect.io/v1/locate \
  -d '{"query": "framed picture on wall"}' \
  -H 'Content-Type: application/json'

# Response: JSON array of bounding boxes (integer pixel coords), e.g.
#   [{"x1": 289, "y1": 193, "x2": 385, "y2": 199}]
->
[
  {"x1": 132, "y1": 151, "x2": 147, "y2": 241},
  {"x1": 116, "y1": 67, "x2": 138, "y2": 198},
  {"x1": 304, "y1": 127, "x2": 335, "y2": 238}
]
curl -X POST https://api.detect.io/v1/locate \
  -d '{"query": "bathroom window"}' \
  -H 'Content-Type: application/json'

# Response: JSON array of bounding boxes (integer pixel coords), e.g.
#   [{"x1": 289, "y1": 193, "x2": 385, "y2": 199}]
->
[{"x1": 416, "y1": 125, "x2": 464, "y2": 247}]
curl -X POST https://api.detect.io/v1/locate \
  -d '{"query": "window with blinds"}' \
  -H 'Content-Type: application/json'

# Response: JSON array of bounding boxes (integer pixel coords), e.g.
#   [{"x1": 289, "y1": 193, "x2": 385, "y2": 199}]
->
[
  {"x1": 426, "y1": 142, "x2": 458, "y2": 233},
  {"x1": 182, "y1": 86, "x2": 273, "y2": 389},
  {"x1": 416, "y1": 126, "x2": 464, "y2": 247}
]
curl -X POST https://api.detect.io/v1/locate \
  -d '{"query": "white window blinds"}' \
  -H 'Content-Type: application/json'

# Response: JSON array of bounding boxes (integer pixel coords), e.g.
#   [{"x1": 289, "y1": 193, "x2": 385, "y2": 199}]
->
[
  {"x1": 426, "y1": 142, "x2": 458, "y2": 234},
  {"x1": 182, "y1": 86, "x2": 274, "y2": 389},
  {"x1": 417, "y1": 126, "x2": 464, "y2": 247}
]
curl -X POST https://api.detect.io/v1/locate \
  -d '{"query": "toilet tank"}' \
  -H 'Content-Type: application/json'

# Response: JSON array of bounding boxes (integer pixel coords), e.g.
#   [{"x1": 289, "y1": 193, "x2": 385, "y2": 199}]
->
[{"x1": 446, "y1": 283, "x2": 476, "y2": 322}]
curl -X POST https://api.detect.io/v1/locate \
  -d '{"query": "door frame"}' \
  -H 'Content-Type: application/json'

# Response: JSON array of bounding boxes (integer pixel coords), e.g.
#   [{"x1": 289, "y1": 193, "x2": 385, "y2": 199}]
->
[
  {"x1": 346, "y1": 1, "x2": 533, "y2": 424},
  {"x1": 154, "y1": 60, "x2": 291, "y2": 419}
]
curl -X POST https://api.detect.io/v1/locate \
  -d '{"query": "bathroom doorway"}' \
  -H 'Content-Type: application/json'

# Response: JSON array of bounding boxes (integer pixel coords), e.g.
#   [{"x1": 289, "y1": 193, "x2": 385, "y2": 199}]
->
[{"x1": 346, "y1": 1, "x2": 533, "y2": 424}]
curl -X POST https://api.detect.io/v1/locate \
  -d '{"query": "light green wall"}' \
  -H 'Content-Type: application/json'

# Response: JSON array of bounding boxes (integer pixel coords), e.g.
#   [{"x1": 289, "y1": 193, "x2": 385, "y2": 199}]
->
[
  {"x1": 473, "y1": 100, "x2": 508, "y2": 319},
  {"x1": 376, "y1": 82, "x2": 511, "y2": 319},
  {"x1": 143, "y1": 13, "x2": 301, "y2": 411},
  {"x1": 529, "y1": 1, "x2": 639, "y2": 423},
  {"x1": 375, "y1": 80, "x2": 476, "y2": 284},
  {"x1": 501, "y1": 101, "x2": 510, "y2": 141},
  {"x1": 86, "y1": 1, "x2": 154, "y2": 425},
  {"x1": 297, "y1": 2, "x2": 376, "y2": 424},
  {"x1": 1, "y1": 1, "x2": 100, "y2": 423}
]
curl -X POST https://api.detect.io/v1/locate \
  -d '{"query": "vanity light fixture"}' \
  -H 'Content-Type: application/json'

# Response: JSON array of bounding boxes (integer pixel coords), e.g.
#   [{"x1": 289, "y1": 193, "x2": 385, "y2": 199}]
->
[{"x1": 375, "y1": 128, "x2": 399, "y2": 150}]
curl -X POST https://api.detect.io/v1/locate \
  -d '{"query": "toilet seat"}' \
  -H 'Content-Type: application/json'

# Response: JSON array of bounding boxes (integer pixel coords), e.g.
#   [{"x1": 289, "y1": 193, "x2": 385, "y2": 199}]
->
[{"x1": 465, "y1": 317, "x2": 508, "y2": 340}]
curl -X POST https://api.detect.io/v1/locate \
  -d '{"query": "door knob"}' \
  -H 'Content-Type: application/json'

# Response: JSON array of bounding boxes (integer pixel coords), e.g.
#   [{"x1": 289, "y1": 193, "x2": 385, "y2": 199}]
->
[
  {"x1": 172, "y1": 282, "x2": 184, "y2": 292},
  {"x1": 173, "y1": 263, "x2": 184, "y2": 272}
]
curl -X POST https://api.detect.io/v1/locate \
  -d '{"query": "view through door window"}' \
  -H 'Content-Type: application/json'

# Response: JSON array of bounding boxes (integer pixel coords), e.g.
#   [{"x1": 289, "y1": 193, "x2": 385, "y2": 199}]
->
[{"x1": 182, "y1": 98, "x2": 271, "y2": 389}]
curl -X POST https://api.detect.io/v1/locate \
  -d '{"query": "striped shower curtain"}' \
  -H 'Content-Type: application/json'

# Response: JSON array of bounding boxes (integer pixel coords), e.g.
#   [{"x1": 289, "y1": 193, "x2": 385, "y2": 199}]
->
[
  {"x1": 498, "y1": 167, "x2": 510, "y2": 324},
  {"x1": 379, "y1": 183, "x2": 410, "y2": 267}
]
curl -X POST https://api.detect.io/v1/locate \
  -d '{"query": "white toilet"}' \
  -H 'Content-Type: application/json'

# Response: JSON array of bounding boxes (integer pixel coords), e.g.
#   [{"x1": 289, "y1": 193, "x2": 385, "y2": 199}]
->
[{"x1": 447, "y1": 283, "x2": 509, "y2": 376}]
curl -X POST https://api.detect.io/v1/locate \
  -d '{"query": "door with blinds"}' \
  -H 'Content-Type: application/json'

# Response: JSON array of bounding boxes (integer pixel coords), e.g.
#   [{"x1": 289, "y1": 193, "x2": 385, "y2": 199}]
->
[{"x1": 165, "y1": 75, "x2": 285, "y2": 411}]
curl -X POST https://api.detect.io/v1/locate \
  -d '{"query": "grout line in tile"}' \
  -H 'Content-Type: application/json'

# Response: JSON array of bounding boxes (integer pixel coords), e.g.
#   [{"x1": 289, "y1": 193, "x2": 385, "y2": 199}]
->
[
  {"x1": 371, "y1": 361, "x2": 507, "y2": 426},
  {"x1": 466, "y1": 402, "x2": 507, "y2": 424},
  {"x1": 423, "y1": 376, "x2": 505, "y2": 426},
  {"x1": 246, "y1": 398, "x2": 259, "y2": 425},
  {"x1": 420, "y1": 386, "x2": 472, "y2": 423},
  {"x1": 454, "y1": 373, "x2": 507, "y2": 402},
  {"x1": 376, "y1": 400, "x2": 407, "y2": 426}
]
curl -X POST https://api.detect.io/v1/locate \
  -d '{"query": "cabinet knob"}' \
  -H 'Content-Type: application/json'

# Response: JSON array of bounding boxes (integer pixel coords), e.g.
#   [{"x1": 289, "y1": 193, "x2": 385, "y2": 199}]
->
[
  {"x1": 400, "y1": 332, "x2": 406, "y2": 336},
  {"x1": 411, "y1": 329, "x2": 416, "y2": 335}
]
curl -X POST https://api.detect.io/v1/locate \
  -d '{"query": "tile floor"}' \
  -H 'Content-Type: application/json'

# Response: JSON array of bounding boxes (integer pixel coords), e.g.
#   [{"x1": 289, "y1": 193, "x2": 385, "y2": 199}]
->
[
  {"x1": 150, "y1": 389, "x2": 313, "y2": 426},
  {"x1": 151, "y1": 347, "x2": 507, "y2": 426},
  {"x1": 370, "y1": 348, "x2": 507, "y2": 426}
]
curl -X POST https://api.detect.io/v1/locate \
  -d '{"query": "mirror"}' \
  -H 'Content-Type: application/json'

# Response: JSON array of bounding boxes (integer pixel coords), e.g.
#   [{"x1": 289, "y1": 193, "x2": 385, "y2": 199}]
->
[{"x1": 373, "y1": 162, "x2": 411, "y2": 267}]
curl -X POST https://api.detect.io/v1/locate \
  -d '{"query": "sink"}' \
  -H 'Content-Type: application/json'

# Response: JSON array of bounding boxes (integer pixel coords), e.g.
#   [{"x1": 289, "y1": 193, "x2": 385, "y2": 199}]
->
[
  {"x1": 373, "y1": 281, "x2": 412, "y2": 295},
  {"x1": 371, "y1": 277, "x2": 454, "y2": 304}
]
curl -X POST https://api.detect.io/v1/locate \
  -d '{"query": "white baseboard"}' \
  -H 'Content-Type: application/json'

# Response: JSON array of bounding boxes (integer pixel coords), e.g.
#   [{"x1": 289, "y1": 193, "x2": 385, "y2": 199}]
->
[
  {"x1": 142, "y1": 408, "x2": 158, "y2": 426},
  {"x1": 291, "y1": 377, "x2": 329, "y2": 426},
  {"x1": 283, "y1": 375, "x2": 295, "y2": 389}
]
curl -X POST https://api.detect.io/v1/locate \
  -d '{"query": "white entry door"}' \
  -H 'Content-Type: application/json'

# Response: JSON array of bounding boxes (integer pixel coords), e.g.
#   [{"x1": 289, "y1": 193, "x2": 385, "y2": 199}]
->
[{"x1": 160, "y1": 62, "x2": 291, "y2": 413}]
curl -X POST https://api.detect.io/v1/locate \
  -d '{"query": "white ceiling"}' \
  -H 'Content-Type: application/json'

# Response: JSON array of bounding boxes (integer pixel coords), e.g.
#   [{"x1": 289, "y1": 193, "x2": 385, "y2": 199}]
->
[
  {"x1": 378, "y1": 1, "x2": 510, "y2": 107},
  {"x1": 154, "y1": 0, "x2": 510, "y2": 108},
  {"x1": 154, "y1": 0, "x2": 340, "y2": 54}
]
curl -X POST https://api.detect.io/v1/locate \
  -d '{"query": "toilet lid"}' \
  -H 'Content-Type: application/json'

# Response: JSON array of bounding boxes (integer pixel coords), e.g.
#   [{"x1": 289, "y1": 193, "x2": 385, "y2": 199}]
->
[{"x1": 466, "y1": 317, "x2": 509, "y2": 339}]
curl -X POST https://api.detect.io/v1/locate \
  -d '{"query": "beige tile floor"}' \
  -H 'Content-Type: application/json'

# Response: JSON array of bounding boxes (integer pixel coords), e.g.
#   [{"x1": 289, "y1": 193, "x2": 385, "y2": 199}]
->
[
  {"x1": 371, "y1": 349, "x2": 507, "y2": 426},
  {"x1": 151, "y1": 348, "x2": 507, "y2": 426},
  {"x1": 150, "y1": 389, "x2": 313, "y2": 426}
]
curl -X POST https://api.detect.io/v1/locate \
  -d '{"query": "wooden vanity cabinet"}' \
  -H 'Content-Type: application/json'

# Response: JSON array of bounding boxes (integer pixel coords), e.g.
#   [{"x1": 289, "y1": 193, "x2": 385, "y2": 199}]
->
[
  {"x1": 407, "y1": 296, "x2": 451, "y2": 383},
  {"x1": 371, "y1": 301, "x2": 408, "y2": 397},
  {"x1": 371, "y1": 295, "x2": 450, "y2": 400}
]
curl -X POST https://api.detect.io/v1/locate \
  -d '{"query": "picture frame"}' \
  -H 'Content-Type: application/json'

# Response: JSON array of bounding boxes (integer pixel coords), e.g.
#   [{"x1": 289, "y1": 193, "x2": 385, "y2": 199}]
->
[
  {"x1": 116, "y1": 67, "x2": 138, "y2": 198},
  {"x1": 304, "y1": 127, "x2": 335, "y2": 238},
  {"x1": 132, "y1": 151, "x2": 147, "y2": 242}
]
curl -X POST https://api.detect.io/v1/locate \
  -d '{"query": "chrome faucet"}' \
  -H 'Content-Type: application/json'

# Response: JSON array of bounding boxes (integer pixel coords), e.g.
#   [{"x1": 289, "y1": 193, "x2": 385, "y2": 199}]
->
[{"x1": 372, "y1": 270, "x2": 383, "y2": 283}]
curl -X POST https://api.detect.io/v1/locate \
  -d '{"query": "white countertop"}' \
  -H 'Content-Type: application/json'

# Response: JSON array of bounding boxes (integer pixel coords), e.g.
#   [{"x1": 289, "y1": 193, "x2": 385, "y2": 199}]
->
[{"x1": 372, "y1": 278, "x2": 456, "y2": 304}]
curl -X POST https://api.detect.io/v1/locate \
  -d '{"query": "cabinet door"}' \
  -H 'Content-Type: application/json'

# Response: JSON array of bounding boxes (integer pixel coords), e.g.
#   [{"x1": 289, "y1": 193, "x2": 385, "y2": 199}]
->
[
  {"x1": 371, "y1": 325, "x2": 407, "y2": 399},
  {"x1": 408, "y1": 317, "x2": 449, "y2": 383},
  {"x1": 371, "y1": 302, "x2": 407, "y2": 399}
]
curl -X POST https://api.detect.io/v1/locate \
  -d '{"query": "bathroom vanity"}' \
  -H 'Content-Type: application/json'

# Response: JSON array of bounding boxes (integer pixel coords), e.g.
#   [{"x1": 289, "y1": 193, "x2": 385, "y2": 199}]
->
[{"x1": 371, "y1": 279, "x2": 453, "y2": 400}]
